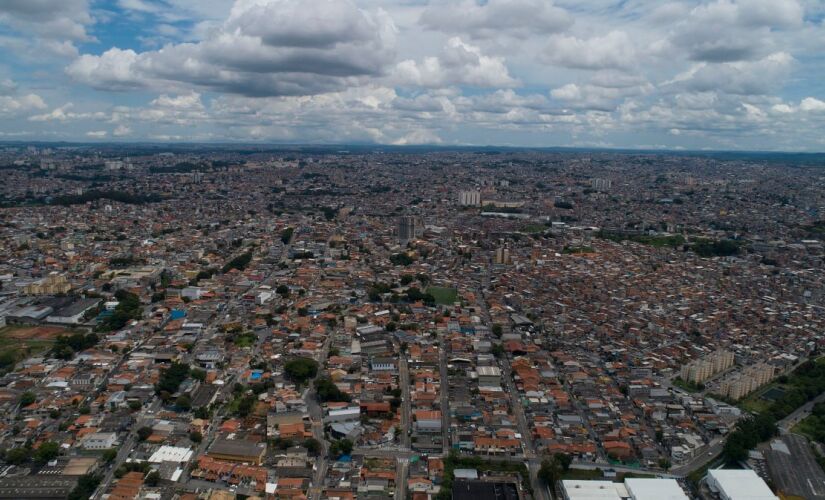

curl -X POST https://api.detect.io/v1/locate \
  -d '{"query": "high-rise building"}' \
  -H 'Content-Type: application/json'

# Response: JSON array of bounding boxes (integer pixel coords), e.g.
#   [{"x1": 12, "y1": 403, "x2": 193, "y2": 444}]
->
[
  {"x1": 458, "y1": 190, "x2": 481, "y2": 207},
  {"x1": 590, "y1": 178, "x2": 612, "y2": 191},
  {"x1": 494, "y1": 241, "x2": 510, "y2": 265},
  {"x1": 679, "y1": 349, "x2": 734, "y2": 384},
  {"x1": 397, "y1": 216, "x2": 422, "y2": 244}
]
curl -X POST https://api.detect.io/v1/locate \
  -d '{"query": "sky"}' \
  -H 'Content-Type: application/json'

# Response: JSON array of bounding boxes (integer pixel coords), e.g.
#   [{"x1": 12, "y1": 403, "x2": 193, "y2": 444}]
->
[{"x1": 1, "y1": 0, "x2": 824, "y2": 150}]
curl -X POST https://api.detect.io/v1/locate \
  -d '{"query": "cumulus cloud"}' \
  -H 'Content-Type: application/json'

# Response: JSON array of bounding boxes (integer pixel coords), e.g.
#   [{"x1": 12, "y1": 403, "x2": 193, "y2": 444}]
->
[
  {"x1": 67, "y1": 0, "x2": 397, "y2": 97},
  {"x1": 667, "y1": 52, "x2": 794, "y2": 95},
  {"x1": 394, "y1": 37, "x2": 517, "y2": 88},
  {"x1": 542, "y1": 31, "x2": 637, "y2": 71},
  {"x1": 0, "y1": 0, "x2": 93, "y2": 41},
  {"x1": 799, "y1": 97, "x2": 825, "y2": 112},
  {"x1": 420, "y1": 0, "x2": 571, "y2": 39},
  {"x1": 0, "y1": 0, "x2": 819, "y2": 149},
  {"x1": 0, "y1": 93, "x2": 47, "y2": 116},
  {"x1": 670, "y1": 0, "x2": 803, "y2": 62}
]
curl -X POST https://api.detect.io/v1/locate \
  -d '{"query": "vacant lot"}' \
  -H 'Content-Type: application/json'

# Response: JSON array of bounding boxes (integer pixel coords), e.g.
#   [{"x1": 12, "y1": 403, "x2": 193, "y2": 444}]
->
[
  {"x1": 0, "y1": 325, "x2": 76, "y2": 368},
  {"x1": 427, "y1": 287, "x2": 458, "y2": 305}
]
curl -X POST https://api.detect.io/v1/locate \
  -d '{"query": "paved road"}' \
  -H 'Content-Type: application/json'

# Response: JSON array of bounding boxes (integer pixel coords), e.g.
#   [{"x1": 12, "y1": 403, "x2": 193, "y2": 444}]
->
[
  {"x1": 438, "y1": 337, "x2": 450, "y2": 454},
  {"x1": 779, "y1": 391, "x2": 825, "y2": 433},
  {"x1": 670, "y1": 437, "x2": 724, "y2": 476},
  {"x1": 306, "y1": 333, "x2": 333, "y2": 500},
  {"x1": 93, "y1": 398, "x2": 161, "y2": 499},
  {"x1": 395, "y1": 456, "x2": 409, "y2": 500},
  {"x1": 399, "y1": 353, "x2": 411, "y2": 449}
]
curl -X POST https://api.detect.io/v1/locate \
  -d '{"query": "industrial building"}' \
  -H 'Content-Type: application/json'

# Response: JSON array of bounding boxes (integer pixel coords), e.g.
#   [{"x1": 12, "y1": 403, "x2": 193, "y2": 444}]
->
[{"x1": 706, "y1": 469, "x2": 779, "y2": 500}]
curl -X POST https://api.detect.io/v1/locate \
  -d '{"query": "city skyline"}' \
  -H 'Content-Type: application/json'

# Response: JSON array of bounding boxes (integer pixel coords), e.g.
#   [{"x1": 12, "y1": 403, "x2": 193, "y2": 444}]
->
[{"x1": 1, "y1": 0, "x2": 825, "y2": 151}]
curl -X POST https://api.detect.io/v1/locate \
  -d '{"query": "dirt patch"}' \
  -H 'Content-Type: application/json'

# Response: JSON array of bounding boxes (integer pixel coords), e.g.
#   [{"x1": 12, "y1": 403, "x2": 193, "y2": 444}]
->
[{"x1": 3, "y1": 326, "x2": 68, "y2": 341}]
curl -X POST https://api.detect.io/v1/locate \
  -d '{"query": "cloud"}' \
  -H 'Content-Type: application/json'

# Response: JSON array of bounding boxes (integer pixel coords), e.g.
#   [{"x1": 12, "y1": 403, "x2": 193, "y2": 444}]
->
[
  {"x1": 799, "y1": 97, "x2": 825, "y2": 112},
  {"x1": 0, "y1": 93, "x2": 47, "y2": 116},
  {"x1": 29, "y1": 103, "x2": 106, "y2": 122},
  {"x1": 86, "y1": 130, "x2": 107, "y2": 138},
  {"x1": 667, "y1": 52, "x2": 794, "y2": 95},
  {"x1": 669, "y1": 0, "x2": 803, "y2": 62},
  {"x1": 542, "y1": 31, "x2": 637, "y2": 71},
  {"x1": 67, "y1": 0, "x2": 397, "y2": 97},
  {"x1": 0, "y1": 0, "x2": 93, "y2": 41},
  {"x1": 420, "y1": 0, "x2": 571, "y2": 39},
  {"x1": 113, "y1": 124, "x2": 132, "y2": 136},
  {"x1": 394, "y1": 37, "x2": 517, "y2": 88}
]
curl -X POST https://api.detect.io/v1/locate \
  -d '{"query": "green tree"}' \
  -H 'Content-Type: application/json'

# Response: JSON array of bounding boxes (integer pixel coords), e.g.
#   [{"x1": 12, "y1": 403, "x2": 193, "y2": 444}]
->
[
  {"x1": 190, "y1": 368, "x2": 207, "y2": 381},
  {"x1": 102, "y1": 448, "x2": 118, "y2": 464},
  {"x1": 68, "y1": 473, "x2": 101, "y2": 500},
  {"x1": 284, "y1": 357, "x2": 319, "y2": 384},
  {"x1": 189, "y1": 431, "x2": 203, "y2": 443},
  {"x1": 33, "y1": 441, "x2": 59, "y2": 464},
  {"x1": 145, "y1": 470, "x2": 160, "y2": 486},
  {"x1": 303, "y1": 438, "x2": 321, "y2": 455},
  {"x1": 175, "y1": 394, "x2": 192, "y2": 411},
  {"x1": 5, "y1": 447, "x2": 30, "y2": 465},
  {"x1": 137, "y1": 426, "x2": 152, "y2": 442},
  {"x1": 19, "y1": 391, "x2": 35, "y2": 407},
  {"x1": 538, "y1": 457, "x2": 562, "y2": 486}
]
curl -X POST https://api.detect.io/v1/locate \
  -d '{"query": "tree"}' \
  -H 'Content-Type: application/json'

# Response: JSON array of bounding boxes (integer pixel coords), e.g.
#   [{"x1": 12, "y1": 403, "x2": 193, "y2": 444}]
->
[
  {"x1": 155, "y1": 362, "x2": 190, "y2": 395},
  {"x1": 491, "y1": 324, "x2": 503, "y2": 337},
  {"x1": 284, "y1": 357, "x2": 319, "y2": 384},
  {"x1": 34, "y1": 441, "x2": 59, "y2": 464},
  {"x1": 175, "y1": 394, "x2": 192, "y2": 411},
  {"x1": 303, "y1": 438, "x2": 321, "y2": 455},
  {"x1": 19, "y1": 391, "x2": 35, "y2": 407},
  {"x1": 190, "y1": 368, "x2": 207, "y2": 382},
  {"x1": 137, "y1": 426, "x2": 152, "y2": 442},
  {"x1": 145, "y1": 470, "x2": 160, "y2": 486},
  {"x1": 329, "y1": 439, "x2": 353, "y2": 458},
  {"x1": 5, "y1": 447, "x2": 30, "y2": 465},
  {"x1": 658, "y1": 458, "x2": 671, "y2": 471},
  {"x1": 189, "y1": 431, "x2": 203, "y2": 443},
  {"x1": 538, "y1": 457, "x2": 562, "y2": 486},
  {"x1": 68, "y1": 473, "x2": 101, "y2": 500},
  {"x1": 553, "y1": 453, "x2": 572, "y2": 472},
  {"x1": 102, "y1": 448, "x2": 118, "y2": 464},
  {"x1": 236, "y1": 394, "x2": 257, "y2": 417},
  {"x1": 315, "y1": 377, "x2": 351, "y2": 403}
]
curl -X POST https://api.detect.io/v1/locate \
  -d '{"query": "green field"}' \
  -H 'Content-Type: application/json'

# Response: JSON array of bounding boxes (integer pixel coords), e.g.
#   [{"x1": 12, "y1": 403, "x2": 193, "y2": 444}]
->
[
  {"x1": 521, "y1": 224, "x2": 547, "y2": 234},
  {"x1": 739, "y1": 382, "x2": 785, "y2": 413},
  {"x1": 672, "y1": 376, "x2": 703, "y2": 392},
  {"x1": 0, "y1": 325, "x2": 71, "y2": 371},
  {"x1": 426, "y1": 287, "x2": 458, "y2": 305},
  {"x1": 791, "y1": 417, "x2": 819, "y2": 440}
]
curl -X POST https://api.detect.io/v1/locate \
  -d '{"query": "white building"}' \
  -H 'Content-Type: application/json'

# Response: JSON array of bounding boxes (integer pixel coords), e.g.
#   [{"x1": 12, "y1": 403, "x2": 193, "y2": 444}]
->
[
  {"x1": 458, "y1": 190, "x2": 481, "y2": 207},
  {"x1": 149, "y1": 445, "x2": 194, "y2": 464},
  {"x1": 707, "y1": 470, "x2": 778, "y2": 500},
  {"x1": 82, "y1": 432, "x2": 117, "y2": 450},
  {"x1": 327, "y1": 407, "x2": 360, "y2": 423},
  {"x1": 625, "y1": 478, "x2": 688, "y2": 500},
  {"x1": 181, "y1": 287, "x2": 204, "y2": 300},
  {"x1": 560, "y1": 479, "x2": 688, "y2": 500}
]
